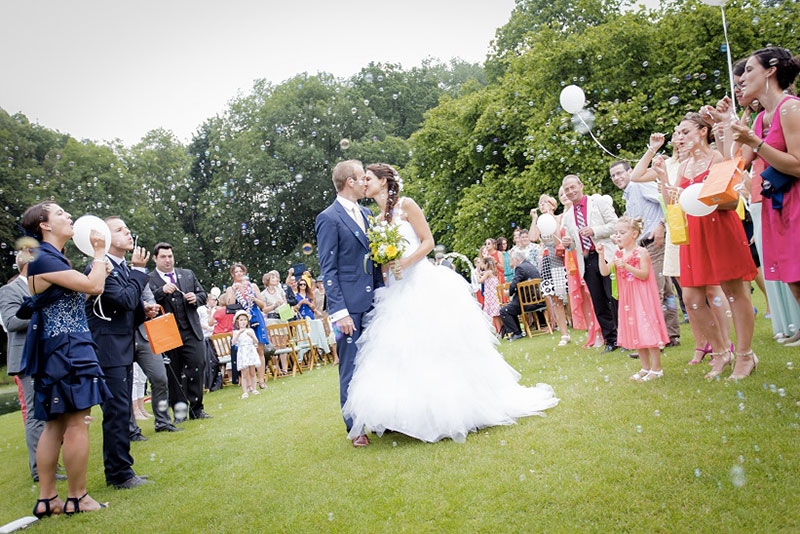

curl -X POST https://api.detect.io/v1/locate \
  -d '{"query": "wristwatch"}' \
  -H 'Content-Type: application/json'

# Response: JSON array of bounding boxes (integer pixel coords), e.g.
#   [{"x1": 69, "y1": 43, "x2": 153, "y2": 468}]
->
[{"x1": 753, "y1": 140, "x2": 765, "y2": 153}]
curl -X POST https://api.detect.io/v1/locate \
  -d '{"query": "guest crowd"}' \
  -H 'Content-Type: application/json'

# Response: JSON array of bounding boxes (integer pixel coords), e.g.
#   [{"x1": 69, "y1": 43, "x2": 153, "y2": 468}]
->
[
  {"x1": 470, "y1": 46, "x2": 800, "y2": 386},
  {"x1": 1, "y1": 211, "x2": 336, "y2": 518},
  {"x1": 1, "y1": 45, "x2": 798, "y2": 520}
]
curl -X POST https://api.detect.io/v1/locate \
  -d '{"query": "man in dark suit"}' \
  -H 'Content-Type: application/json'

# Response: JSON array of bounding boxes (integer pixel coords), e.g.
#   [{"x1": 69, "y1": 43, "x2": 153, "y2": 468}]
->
[
  {"x1": 315, "y1": 159, "x2": 383, "y2": 447},
  {"x1": 148, "y1": 242, "x2": 211, "y2": 421},
  {"x1": 0, "y1": 246, "x2": 51, "y2": 482},
  {"x1": 85, "y1": 217, "x2": 152, "y2": 489},
  {"x1": 500, "y1": 248, "x2": 542, "y2": 341}
]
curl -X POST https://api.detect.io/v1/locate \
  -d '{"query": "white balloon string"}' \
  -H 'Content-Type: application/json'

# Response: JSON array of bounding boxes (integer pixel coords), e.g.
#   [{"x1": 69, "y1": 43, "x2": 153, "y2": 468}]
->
[
  {"x1": 93, "y1": 296, "x2": 112, "y2": 321},
  {"x1": 577, "y1": 114, "x2": 637, "y2": 163},
  {"x1": 721, "y1": 6, "x2": 738, "y2": 117}
]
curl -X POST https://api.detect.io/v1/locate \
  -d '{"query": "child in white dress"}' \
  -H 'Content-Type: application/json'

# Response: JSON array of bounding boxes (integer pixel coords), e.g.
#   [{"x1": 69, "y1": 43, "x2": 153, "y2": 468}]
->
[{"x1": 232, "y1": 310, "x2": 261, "y2": 398}]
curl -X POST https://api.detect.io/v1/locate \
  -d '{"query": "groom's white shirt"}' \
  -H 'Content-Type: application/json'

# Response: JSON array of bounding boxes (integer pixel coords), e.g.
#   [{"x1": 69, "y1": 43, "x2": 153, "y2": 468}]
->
[{"x1": 337, "y1": 195, "x2": 363, "y2": 229}]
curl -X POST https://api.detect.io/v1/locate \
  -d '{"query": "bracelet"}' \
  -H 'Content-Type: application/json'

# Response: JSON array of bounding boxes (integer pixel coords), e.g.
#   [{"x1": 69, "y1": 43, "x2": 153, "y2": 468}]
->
[
  {"x1": 646, "y1": 146, "x2": 655, "y2": 154},
  {"x1": 93, "y1": 258, "x2": 109, "y2": 265},
  {"x1": 753, "y1": 140, "x2": 765, "y2": 153}
]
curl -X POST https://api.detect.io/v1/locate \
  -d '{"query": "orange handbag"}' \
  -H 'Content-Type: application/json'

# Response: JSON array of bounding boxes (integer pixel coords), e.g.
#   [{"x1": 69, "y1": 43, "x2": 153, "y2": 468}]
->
[
  {"x1": 698, "y1": 157, "x2": 745, "y2": 206},
  {"x1": 144, "y1": 305, "x2": 184, "y2": 354}
]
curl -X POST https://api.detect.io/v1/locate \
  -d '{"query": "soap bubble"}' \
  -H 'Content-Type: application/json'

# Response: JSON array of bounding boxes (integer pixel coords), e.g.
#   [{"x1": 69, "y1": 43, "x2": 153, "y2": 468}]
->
[{"x1": 729, "y1": 465, "x2": 746, "y2": 487}]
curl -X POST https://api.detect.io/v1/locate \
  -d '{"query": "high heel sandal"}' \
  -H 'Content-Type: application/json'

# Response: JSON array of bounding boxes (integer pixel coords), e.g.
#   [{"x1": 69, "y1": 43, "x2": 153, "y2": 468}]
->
[
  {"x1": 33, "y1": 495, "x2": 62, "y2": 518},
  {"x1": 704, "y1": 350, "x2": 732, "y2": 379},
  {"x1": 688, "y1": 343, "x2": 711, "y2": 365},
  {"x1": 727, "y1": 350, "x2": 758, "y2": 381},
  {"x1": 64, "y1": 492, "x2": 108, "y2": 515},
  {"x1": 777, "y1": 330, "x2": 800, "y2": 345}
]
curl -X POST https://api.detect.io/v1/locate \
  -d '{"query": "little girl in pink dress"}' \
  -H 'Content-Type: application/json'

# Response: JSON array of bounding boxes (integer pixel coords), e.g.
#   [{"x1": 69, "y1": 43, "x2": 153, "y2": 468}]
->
[{"x1": 598, "y1": 217, "x2": 669, "y2": 381}]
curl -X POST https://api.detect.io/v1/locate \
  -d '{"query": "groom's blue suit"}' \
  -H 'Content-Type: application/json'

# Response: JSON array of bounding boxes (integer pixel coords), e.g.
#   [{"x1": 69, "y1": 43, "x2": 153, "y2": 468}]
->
[{"x1": 315, "y1": 199, "x2": 383, "y2": 431}]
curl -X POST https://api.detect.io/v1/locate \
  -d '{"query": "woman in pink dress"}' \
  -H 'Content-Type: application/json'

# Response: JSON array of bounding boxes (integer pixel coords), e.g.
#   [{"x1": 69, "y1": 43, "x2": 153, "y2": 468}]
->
[
  {"x1": 598, "y1": 217, "x2": 669, "y2": 381},
  {"x1": 731, "y1": 47, "x2": 800, "y2": 344}
]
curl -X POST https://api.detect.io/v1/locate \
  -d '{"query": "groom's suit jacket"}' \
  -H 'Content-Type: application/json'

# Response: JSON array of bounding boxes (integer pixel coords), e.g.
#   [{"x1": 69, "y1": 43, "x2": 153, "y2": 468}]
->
[{"x1": 315, "y1": 200, "x2": 383, "y2": 319}]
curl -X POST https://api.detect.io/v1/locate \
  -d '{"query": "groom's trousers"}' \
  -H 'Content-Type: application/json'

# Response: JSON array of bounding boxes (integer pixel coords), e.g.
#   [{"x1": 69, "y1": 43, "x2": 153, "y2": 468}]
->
[{"x1": 338, "y1": 309, "x2": 369, "y2": 432}]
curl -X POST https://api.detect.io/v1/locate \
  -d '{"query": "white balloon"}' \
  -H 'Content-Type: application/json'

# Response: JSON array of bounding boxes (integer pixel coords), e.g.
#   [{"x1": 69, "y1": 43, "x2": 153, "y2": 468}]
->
[
  {"x1": 679, "y1": 183, "x2": 718, "y2": 217},
  {"x1": 536, "y1": 213, "x2": 558, "y2": 236},
  {"x1": 72, "y1": 215, "x2": 111, "y2": 257},
  {"x1": 560, "y1": 85, "x2": 586, "y2": 114},
  {"x1": 700, "y1": 0, "x2": 727, "y2": 6}
]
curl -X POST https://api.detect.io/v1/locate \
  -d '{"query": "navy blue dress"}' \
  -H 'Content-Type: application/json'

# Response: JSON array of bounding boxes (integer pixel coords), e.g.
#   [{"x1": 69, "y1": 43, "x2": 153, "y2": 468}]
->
[
  {"x1": 20, "y1": 242, "x2": 111, "y2": 421},
  {"x1": 295, "y1": 294, "x2": 315, "y2": 320}
]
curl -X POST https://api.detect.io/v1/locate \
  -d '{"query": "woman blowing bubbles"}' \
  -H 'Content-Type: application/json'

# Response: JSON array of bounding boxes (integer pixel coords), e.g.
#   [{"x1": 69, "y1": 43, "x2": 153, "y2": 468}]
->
[
  {"x1": 19, "y1": 202, "x2": 112, "y2": 517},
  {"x1": 730, "y1": 47, "x2": 800, "y2": 332}
]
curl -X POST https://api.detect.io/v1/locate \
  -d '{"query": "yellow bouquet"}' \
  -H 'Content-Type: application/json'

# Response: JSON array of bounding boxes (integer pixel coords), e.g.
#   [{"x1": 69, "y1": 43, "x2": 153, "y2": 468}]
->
[{"x1": 367, "y1": 217, "x2": 407, "y2": 278}]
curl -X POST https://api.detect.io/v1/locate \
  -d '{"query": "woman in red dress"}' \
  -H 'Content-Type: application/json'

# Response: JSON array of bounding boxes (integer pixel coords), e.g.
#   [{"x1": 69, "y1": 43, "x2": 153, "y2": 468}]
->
[{"x1": 669, "y1": 113, "x2": 757, "y2": 380}]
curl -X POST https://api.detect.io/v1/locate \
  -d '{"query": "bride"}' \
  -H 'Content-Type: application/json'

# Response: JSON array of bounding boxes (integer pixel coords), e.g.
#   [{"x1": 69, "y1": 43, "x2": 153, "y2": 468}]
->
[{"x1": 342, "y1": 163, "x2": 559, "y2": 444}]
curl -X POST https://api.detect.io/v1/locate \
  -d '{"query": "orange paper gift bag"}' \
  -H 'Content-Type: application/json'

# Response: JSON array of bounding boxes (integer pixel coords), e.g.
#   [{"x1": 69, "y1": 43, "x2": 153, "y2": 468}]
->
[
  {"x1": 699, "y1": 157, "x2": 745, "y2": 206},
  {"x1": 144, "y1": 305, "x2": 184, "y2": 354}
]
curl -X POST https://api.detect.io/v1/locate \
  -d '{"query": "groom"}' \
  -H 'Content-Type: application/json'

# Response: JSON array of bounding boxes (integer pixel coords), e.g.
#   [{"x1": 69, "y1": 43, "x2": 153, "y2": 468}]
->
[{"x1": 315, "y1": 160, "x2": 383, "y2": 447}]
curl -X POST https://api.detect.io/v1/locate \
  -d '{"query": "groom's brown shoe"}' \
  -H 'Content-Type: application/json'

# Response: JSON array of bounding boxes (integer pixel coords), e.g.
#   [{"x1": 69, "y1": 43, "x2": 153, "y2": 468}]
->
[{"x1": 352, "y1": 435, "x2": 370, "y2": 447}]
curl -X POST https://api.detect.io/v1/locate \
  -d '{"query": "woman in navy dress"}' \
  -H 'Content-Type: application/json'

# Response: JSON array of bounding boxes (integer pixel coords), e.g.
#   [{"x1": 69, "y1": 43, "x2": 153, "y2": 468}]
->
[
  {"x1": 294, "y1": 279, "x2": 316, "y2": 320},
  {"x1": 20, "y1": 201, "x2": 112, "y2": 517}
]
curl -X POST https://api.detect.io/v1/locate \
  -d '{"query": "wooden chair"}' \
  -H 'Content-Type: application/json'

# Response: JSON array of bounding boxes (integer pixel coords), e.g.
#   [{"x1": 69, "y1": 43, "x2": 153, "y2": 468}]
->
[
  {"x1": 517, "y1": 278, "x2": 552, "y2": 337},
  {"x1": 287, "y1": 319, "x2": 320, "y2": 372},
  {"x1": 266, "y1": 322, "x2": 302, "y2": 378},
  {"x1": 496, "y1": 282, "x2": 511, "y2": 305},
  {"x1": 318, "y1": 317, "x2": 335, "y2": 365},
  {"x1": 209, "y1": 333, "x2": 233, "y2": 386}
]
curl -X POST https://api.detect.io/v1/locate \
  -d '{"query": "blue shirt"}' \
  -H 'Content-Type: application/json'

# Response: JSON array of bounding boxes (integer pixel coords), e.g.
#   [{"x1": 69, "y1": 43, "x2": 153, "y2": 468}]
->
[{"x1": 622, "y1": 181, "x2": 663, "y2": 240}]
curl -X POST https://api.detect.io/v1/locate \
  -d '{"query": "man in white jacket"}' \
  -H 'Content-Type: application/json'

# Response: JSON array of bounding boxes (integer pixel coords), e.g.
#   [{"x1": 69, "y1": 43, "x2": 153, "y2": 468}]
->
[{"x1": 560, "y1": 174, "x2": 620, "y2": 352}]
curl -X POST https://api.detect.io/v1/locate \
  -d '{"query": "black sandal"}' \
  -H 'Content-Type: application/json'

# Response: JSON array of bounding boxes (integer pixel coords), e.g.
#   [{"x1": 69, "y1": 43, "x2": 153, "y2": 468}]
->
[
  {"x1": 64, "y1": 492, "x2": 108, "y2": 515},
  {"x1": 33, "y1": 495, "x2": 62, "y2": 518}
]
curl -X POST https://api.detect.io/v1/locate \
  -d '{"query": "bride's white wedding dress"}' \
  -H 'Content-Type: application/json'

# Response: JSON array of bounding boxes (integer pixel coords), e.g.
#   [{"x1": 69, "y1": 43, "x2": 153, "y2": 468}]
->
[{"x1": 343, "y1": 200, "x2": 559, "y2": 443}]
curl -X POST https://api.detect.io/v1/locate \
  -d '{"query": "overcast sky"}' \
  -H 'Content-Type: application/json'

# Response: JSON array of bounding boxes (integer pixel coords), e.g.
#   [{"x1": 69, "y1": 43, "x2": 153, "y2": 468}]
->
[{"x1": 1, "y1": 0, "x2": 517, "y2": 146}]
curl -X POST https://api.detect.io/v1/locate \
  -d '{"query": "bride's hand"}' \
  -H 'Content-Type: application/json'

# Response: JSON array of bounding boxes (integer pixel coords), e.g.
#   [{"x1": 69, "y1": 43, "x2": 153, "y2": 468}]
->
[{"x1": 396, "y1": 257, "x2": 413, "y2": 273}]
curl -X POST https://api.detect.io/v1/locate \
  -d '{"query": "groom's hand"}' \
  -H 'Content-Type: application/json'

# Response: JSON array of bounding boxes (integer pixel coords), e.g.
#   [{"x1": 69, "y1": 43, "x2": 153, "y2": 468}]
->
[{"x1": 336, "y1": 316, "x2": 356, "y2": 336}]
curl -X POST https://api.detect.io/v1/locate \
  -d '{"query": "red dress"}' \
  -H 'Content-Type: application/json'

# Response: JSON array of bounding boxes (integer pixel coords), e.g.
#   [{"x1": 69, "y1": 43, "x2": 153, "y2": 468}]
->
[
  {"x1": 678, "y1": 169, "x2": 757, "y2": 287},
  {"x1": 615, "y1": 248, "x2": 669, "y2": 350}
]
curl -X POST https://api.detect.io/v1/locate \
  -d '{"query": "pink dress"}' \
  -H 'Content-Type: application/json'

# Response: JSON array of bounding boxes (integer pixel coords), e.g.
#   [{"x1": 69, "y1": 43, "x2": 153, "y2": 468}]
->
[
  {"x1": 566, "y1": 249, "x2": 602, "y2": 347},
  {"x1": 615, "y1": 248, "x2": 669, "y2": 350},
  {"x1": 754, "y1": 95, "x2": 800, "y2": 284},
  {"x1": 482, "y1": 276, "x2": 500, "y2": 317}
]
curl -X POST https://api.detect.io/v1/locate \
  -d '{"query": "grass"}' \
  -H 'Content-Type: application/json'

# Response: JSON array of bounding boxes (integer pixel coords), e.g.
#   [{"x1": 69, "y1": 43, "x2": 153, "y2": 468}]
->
[{"x1": 1, "y1": 291, "x2": 798, "y2": 532}]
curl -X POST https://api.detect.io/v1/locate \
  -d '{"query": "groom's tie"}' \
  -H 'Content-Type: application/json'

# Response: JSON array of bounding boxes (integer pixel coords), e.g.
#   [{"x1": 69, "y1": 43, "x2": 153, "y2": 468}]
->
[{"x1": 351, "y1": 205, "x2": 366, "y2": 233}]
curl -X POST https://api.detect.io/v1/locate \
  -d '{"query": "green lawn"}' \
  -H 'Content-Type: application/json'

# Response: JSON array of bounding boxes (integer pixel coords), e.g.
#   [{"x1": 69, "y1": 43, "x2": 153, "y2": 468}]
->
[{"x1": 1, "y1": 296, "x2": 798, "y2": 532}]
